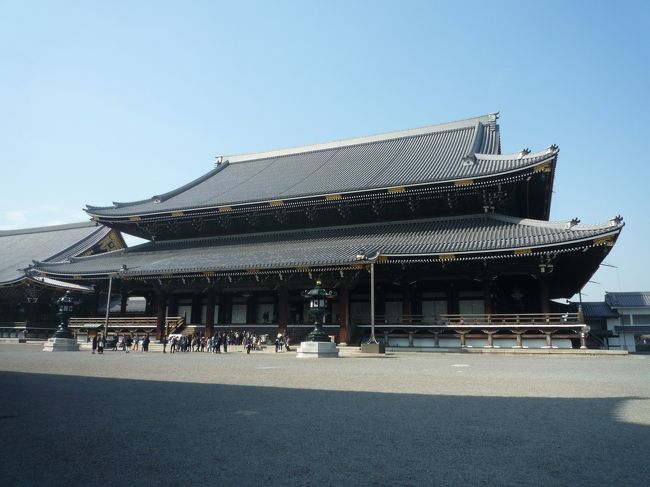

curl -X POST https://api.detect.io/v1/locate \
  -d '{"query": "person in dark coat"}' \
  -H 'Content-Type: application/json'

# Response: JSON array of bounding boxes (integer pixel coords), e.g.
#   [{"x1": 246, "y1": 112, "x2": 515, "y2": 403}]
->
[{"x1": 91, "y1": 335, "x2": 97, "y2": 354}]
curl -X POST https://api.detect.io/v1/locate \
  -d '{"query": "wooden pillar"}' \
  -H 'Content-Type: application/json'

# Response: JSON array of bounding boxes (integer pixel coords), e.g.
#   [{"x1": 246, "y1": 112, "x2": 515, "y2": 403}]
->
[
  {"x1": 457, "y1": 330, "x2": 468, "y2": 348},
  {"x1": 543, "y1": 330, "x2": 554, "y2": 348},
  {"x1": 120, "y1": 293, "x2": 128, "y2": 316},
  {"x1": 483, "y1": 280, "x2": 493, "y2": 315},
  {"x1": 401, "y1": 283, "x2": 412, "y2": 322},
  {"x1": 144, "y1": 293, "x2": 153, "y2": 315},
  {"x1": 205, "y1": 288, "x2": 215, "y2": 337},
  {"x1": 192, "y1": 294, "x2": 202, "y2": 327},
  {"x1": 278, "y1": 286, "x2": 289, "y2": 334},
  {"x1": 511, "y1": 330, "x2": 525, "y2": 348},
  {"x1": 155, "y1": 291, "x2": 167, "y2": 340},
  {"x1": 483, "y1": 330, "x2": 496, "y2": 348},
  {"x1": 93, "y1": 290, "x2": 101, "y2": 317},
  {"x1": 448, "y1": 285, "x2": 459, "y2": 314},
  {"x1": 580, "y1": 327, "x2": 588, "y2": 349},
  {"x1": 540, "y1": 275, "x2": 551, "y2": 314},
  {"x1": 338, "y1": 283, "x2": 349, "y2": 344},
  {"x1": 376, "y1": 287, "x2": 385, "y2": 324},
  {"x1": 25, "y1": 300, "x2": 38, "y2": 327},
  {"x1": 167, "y1": 295, "x2": 178, "y2": 317},
  {"x1": 220, "y1": 293, "x2": 232, "y2": 324},
  {"x1": 216, "y1": 292, "x2": 225, "y2": 324},
  {"x1": 246, "y1": 294, "x2": 257, "y2": 324}
]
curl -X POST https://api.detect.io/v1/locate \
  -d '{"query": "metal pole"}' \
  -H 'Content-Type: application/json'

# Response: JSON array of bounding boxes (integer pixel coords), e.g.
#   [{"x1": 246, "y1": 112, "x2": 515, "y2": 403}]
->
[
  {"x1": 369, "y1": 262, "x2": 377, "y2": 343},
  {"x1": 104, "y1": 275, "x2": 113, "y2": 340},
  {"x1": 164, "y1": 302, "x2": 169, "y2": 339}
]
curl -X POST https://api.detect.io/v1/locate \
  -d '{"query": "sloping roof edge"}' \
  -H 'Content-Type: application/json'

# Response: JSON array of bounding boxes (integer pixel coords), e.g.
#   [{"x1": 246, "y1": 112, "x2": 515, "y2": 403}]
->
[
  {"x1": 85, "y1": 149, "x2": 557, "y2": 220},
  {"x1": 0, "y1": 221, "x2": 95, "y2": 237},
  {"x1": 223, "y1": 113, "x2": 499, "y2": 164},
  {"x1": 31, "y1": 213, "x2": 624, "y2": 278},
  {"x1": 84, "y1": 113, "x2": 503, "y2": 217},
  {"x1": 606, "y1": 292, "x2": 650, "y2": 308}
]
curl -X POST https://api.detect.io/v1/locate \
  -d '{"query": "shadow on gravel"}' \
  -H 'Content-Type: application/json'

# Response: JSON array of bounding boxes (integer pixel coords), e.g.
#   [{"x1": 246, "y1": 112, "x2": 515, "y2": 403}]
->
[{"x1": 0, "y1": 371, "x2": 648, "y2": 487}]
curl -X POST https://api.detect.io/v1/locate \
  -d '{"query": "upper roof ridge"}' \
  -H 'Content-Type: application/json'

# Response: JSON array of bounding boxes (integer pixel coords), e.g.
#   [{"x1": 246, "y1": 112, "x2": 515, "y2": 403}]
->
[
  {"x1": 220, "y1": 113, "x2": 499, "y2": 165},
  {"x1": 0, "y1": 221, "x2": 96, "y2": 237}
]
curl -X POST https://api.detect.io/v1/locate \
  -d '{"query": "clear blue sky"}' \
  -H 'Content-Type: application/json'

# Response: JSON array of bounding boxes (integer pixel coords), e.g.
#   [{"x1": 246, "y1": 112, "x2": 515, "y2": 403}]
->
[{"x1": 1, "y1": 0, "x2": 648, "y2": 300}]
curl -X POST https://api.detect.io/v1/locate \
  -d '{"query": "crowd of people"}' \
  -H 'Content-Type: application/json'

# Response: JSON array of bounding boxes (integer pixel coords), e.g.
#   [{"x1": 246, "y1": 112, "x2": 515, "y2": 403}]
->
[
  {"x1": 91, "y1": 333, "x2": 150, "y2": 354},
  {"x1": 90, "y1": 331, "x2": 291, "y2": 355},
  {"x1": 164, "y1": 331, "x2": 291, "y2": 354}
]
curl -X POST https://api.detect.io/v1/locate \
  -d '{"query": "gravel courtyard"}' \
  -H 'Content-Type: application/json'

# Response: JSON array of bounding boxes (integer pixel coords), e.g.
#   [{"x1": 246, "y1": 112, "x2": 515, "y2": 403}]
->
[{"x1": 1, "y1": 344, "x2": 648, "y2": 486}]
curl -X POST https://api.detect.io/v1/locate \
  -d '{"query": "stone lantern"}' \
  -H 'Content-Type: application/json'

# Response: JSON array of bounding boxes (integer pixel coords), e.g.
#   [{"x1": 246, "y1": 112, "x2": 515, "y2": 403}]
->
[
  {"x1": 44, "y1": 291, "x2": 79, "y2": 351},
  {"x1": 54, "y1": 291, "x2": 75, "y2": 339},
  {"x1": 302, "y1": 280, "x2": 337, "y2": 342},
  {"x1": 296, "y1": 281, "x2": 339, "y2": 358}
]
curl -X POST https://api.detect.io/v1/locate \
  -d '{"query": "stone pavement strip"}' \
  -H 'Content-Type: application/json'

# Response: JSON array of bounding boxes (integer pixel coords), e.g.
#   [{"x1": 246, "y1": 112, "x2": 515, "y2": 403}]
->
[{"x1": 0, "y1": 343, "x2": 648, "y2": 487}]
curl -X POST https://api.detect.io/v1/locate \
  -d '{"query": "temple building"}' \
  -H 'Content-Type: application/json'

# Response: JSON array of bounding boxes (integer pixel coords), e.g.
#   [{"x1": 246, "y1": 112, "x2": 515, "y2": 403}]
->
[
  {"x1": 28, "y1": 113, "x2": 624, "y2": 347},
  {"x1": 0, "y1": 222, "x2": 124, "y2": 336}
]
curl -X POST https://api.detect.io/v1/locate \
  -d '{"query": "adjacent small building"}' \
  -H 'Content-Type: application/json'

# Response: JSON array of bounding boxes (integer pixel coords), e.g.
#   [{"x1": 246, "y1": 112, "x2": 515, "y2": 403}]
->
[
  {"x1": 605, "y1": 292, "x2": 650, "y2": 352},
  {"x1": 0, "y1": 222, "x2": 124, "y2": 335},
  {"x1": 571, "y1": 293, "x2": 650, "y2": 352}
]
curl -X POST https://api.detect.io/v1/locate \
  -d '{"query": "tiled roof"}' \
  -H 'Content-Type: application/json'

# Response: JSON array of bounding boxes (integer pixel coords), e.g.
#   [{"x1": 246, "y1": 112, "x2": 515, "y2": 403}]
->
[
  {"x1": 86, "y1": 114, "x2": 559, "y2": 218},
  {"x1": 33, "y1": 214, "x2": 622, "y2": 278},
  {"x1": 570, "y1": 301, "x2": 619, "y2": 319},
  {"x1": 0, "y1": 222, "x2": 111, "y2": 285},
  {"x1": 605, "y1": 292, "x2": 650, "y2": 308}
]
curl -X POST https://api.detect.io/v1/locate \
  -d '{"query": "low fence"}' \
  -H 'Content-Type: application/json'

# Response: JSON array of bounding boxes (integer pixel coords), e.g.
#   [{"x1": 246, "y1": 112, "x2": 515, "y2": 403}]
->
[
  {"x1": 354, "y1": 313, "x2": 589, "y2": 349},
  {"x1": 0, "y1": 324, "x2": 54, "y2": 340},
  {"x1": 68, "y1": 316, "x2": 185, "y2": 336}
]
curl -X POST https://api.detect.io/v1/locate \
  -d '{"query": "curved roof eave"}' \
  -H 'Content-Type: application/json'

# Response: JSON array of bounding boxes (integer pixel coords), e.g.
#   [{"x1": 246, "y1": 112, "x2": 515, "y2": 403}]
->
[
  {"x1": 85, "y1": 161, "x2": 231, "y2": 212},
  {"x1": 0, "y1": 272, "x2": 95, "y2": 292},
  {"x1": 85, "y1": 114, "x2": 504, "y2": 219},
  {"x1": 27, "y1": 275, "x2": 94, "y2": 292},
  {"x1": 0, "y1": 275, "x2": 29, "y2": 288},
  {"x1": 32, "y1": 213, "x2": 624, "y2": 279},
  {"x1": 0, "y1": 222, "x2": 116, "y2": 285},
  {"x1": 86, "y1": 149, "x2": 556, "y2": 221}
]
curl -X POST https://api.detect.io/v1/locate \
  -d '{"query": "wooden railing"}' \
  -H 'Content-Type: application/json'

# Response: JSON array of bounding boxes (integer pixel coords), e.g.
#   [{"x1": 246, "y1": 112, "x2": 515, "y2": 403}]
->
[
  {"x1": 0, "y1": 322, "x2": 28, "y2": 327},
  {"x1": 354, "y1": 312, "x2": 589, "y2": 349},
  {"x1": 0, "y1": 324, "x2": 54, "y2": 339},
  {"x1": 441, "y1": 313, "x2": 581, "y2": 327},
  {"x1": 69, "y1": 316, "x2": 185, "y2": 334},
  {"x1": 354, "y1": 313, "x2": 582, "y2": 328}
]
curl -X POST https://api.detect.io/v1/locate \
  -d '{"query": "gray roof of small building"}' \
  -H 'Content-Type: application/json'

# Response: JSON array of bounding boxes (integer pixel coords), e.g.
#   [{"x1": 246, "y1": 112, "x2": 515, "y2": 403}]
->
[
  {"x1": 605, "y1": 292, "x2": 650, "y2": 308},
  {"x1": 0, "y1": 222, "x2": 111, "y2": 285},
  {"x1": 33, "y1": 214, "x2": 623, "y2": 278},
  {"x1": 571, "y1": 301, "x2": 619, "y2": 319},
  {"x1": 86, "y1": 114, "x2": 557, "y2": 218}
]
